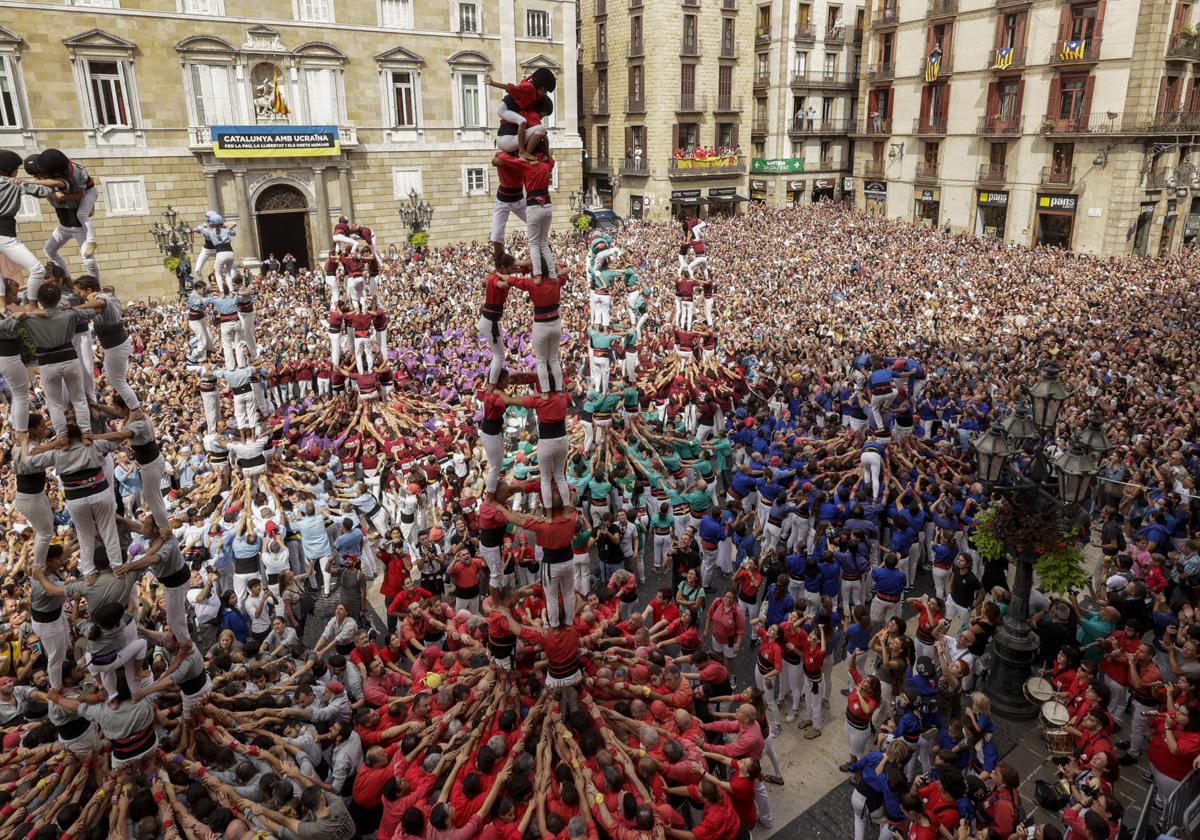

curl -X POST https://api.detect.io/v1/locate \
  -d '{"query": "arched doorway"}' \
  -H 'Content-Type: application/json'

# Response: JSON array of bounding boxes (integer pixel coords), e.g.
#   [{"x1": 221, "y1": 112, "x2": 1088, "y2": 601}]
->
[{"x1": 255, "y1": 184, "x2": 311, "y2": 270}]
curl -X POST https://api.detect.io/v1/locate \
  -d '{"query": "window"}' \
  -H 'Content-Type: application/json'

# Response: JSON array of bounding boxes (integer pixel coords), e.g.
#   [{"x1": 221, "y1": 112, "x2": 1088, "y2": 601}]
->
[
  {"x1": 389, "y1": 71, "x2": 418, "y2": 127},
  {"x1": 718, "y1": 65, "x2": 732, "y2": 100},
  {"x1": 463, "y1": 166, "x2": 488, "y2": 195},
  {"x1": 629, "y1": 65, "x2": 643, "y2": 98},
  {"x1": 722, "y1": 18, "x2": 735, "y2": 53},
  {"x1": 681, "y1": 63, "x2": 696, "y2": 96},
  {"x1": 86, "y1": 60, "x2": 132, "y2": 128},
  {"x1": 677, "y1": 122, "x2": 699, "y2": 149},
  {"x1": 821, "y1": 96, "x2": 832, "y2": 120},
  {"x1": 527, "y1": 9, "x2": 551, "y2": 38},
  {"x1": 597, "y1": 23, "x2": 607, "y2": 53},
  {"x1": 103, "y1": 177, "x2": 147, "y2": 216},
  {"x1": 596, "y1": 125, "x2": 609, "y2": 158},
  {"x1": 597, "y1": 68, "x2": 609, "y2": 105},
  {"x1": 1066, "y1": 3, "x2": 1098, "y2": 40},
  {"x1": 459, "y1": 3, "x2": 480, "y2": 32},
  {"x1": 790, "y1": 141, "x2": 803, "y2": 157},
  {"x1": 632, "y1": 17, "x2": 644, "y2": 51},
  {"x1": 997, "y1": 80, "x2": 1019, "y2": 118},
  {"x1": 755, "y1": 97, "x2": 767, "y2": 120},
  {"x1": 753, "y1": 140, "x2": 765, "y2": 157},
  {"x1": 1059, "y1": 75, "x2": 1087, "y2": 119},
  {"x1": 795, "y1": 50, "x2": 808, "y2": 74},
  {"x1": 757, "y1": 4, "x2": 771, "y2": 35},
  {"x1": 717, "y1": 122, "x2": 734, "y2": 147},
  {"x1": 797, "y1": 3, "x2": 810, "y2": 25},
  {"x1": 999, "y1": 11, "x2": 1024, "y2": 49},
  {"x1": 73, "y1": 0, "x2": 118, "y2": 6},
  {"x1": 297, "y1": 0, "x2": 333, "y2": 22},
  {"x1": 1051, "y1": 142, "x2": 1074, "y2": 173},
  {"x1": 380, "y1": 0, "x2": 413, "y2": 27},
  {"x1": 15, "y1": 194, "x2": 40, "y2": 222},
  {"x1": 459, "y1": 72, "x2": 484, "y2": 126},
  {"x1": 757, "y1": 52, "x2": 769, "y2": 75},
  {"x1": 392, "y1": 168, "x2": 423, "y2": 199},
  {"x1": 989, "y1": 142, "x2": 1006, "y2": 167},
  {"x1": 823, "y1": 53, "x2": 836, "y2": 74},
  {"x1": 304, "y1": 67, "x2": 340, "y2": 124},
  {"x1": 0, "y1": 57, "x2": 22, "y2": 129},
  {"x1": 683, "y1": 14, "x2": 698, "y2": 50},
  {"x1": 189, "y1": 64, "x2": 236, "y2": 126},
  {"x1": 183, "y1": 0, "x2": 223, "y2": 12}
]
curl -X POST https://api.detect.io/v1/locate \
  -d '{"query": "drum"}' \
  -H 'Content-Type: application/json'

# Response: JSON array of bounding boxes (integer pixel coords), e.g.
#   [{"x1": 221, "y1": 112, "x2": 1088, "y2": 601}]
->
[
  {"x1": 1046, "y1": 729, "x2": 1076, "y2": 755},
  {"x1": 1024, "y1": 676, "x2": 1054, "y2": 703},
  {"x1": 1040, "y1": 700, "x2": 1070, "y2": 729}
]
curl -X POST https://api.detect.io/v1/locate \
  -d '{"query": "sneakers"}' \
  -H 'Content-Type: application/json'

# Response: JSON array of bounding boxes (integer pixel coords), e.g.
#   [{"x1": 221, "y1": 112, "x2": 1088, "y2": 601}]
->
[
  {"x1": 784, "y1": 712, "x2": 797, "y2": 723},
  {"x1": 1117, "y1": 753, "x2": 1139, "y2": 767},
  {"x1": 83, "y1": 241, "x2": 97, "y2": 258}
]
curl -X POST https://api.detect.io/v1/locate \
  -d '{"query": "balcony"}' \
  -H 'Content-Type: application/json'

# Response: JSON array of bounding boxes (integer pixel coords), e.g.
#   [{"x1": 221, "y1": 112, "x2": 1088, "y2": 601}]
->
[
  {"x1": 592, "y1": 47, "x2": 608, "y2": 63},
  {"x1": 859, "y1": 117, "x2": 893, "y2": 135},
  {"x1": 756, "y1": 27, "x2": 772, "y2": 45},
  {"x1": 817, "y1": 157, "x2": 835, "y2": 170},
  {"x1": 873, "y1": 6, "x2": 898, "y2": 26},
  {"x1": 978, "y1": 114, "x2": 1023, "y2": 135},
  {"x1": 919, "y1": 54, "x2": 953, "y2": 79},
  {"x1": 1147, "y1": 168, "x2": 1175, "y2": 190},
  {"x1": 620, "y1": 157, "x2": 650, "y2": 176},
  {"x1": 987, "y1": 46, "x2": 1026, "y2": 71},
  {"x1": 189, "y1": 125, "x2": 358, "y2": 149},
  {"x1": 927, "y1": 0, "x2": 956, "y2": 17},
  {"x1": 1040, "y1": 165, "x2": 1076, "y2": 187},
  {"x1": 996, "y1": 0, "x2": 1031, "y2": 6},
  {"x1": 751, "y1": 118, "x2": 768, "y2": 134},
  {"x1": 913, "y1": 117, "x2": 948, "y2": 135},
  {"x1": 1166, "y1": 33, "x2": 1200, "y2": 61},
  {"x1": 914, "y1": 161, "x2": 939, "y2": 182},
  {"x1": 591, "y1": 97, "x2": 611, "y2": 116},
  {"x1": 627, "y1": 42, "x2": 644, "y2": 58},
  {"x1": 866, "y1": 62, "x2": 895, "y2": 81},
  {"x1": 584, "y1": 157, "x2": 612, "y2": 175},
  {"x1": 719, "y1": 44, "x2": 740, "y2": 59},
  {"x1": 626, "y1": 95, "x2": 646, "y2": 113},
  {"x1": 862, "y1": 159, "x2": 885, "y2": 176},
  {"x1": 715, "y1": 95, "x2": 744, "y2": 112},
  {"x1": 754, "y1": 72, "x2": 770, "y2": 89},
  {"x1": 794, "y1": 24, "x2": 816, "y2": 42},
  {"x1": 803, "y1": 70, "x2": 860, "y2": 89},
  {"x1": 1048, "y1": 36, "x2": 1102, "y2": 65},
  {"x1": 789, "y1": 117, "x2": 854, "y2": 135},
  {"x1": 681, "y1": 37, "x2": 702, "y2": 57},
  {"x1": 676, "y1": 94, "x2": 708, "y2": 113},
  {"x1": 668, "y1": 155, "x2": 747, "y2": 179},
  {"x1": 977, "y1": 163, "x2": 1007, "y2": 184},
  {"x1": 823, "y1": 27, "x2": 847, "y2": 47},
  {"x1": 1039, "y1": 110, "x2": 1200, "y2": 136}
]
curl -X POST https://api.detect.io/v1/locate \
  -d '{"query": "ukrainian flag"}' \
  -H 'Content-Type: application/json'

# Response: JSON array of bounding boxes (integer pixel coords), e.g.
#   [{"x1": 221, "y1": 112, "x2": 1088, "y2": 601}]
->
[
  {"x1": 925, "y1": 52, "x2": 942, "y2": 82},
  {"x1": 1059, "y1": 39, "x2": 1085, "y2": 61},
  {"x1": 992, "y1": 47, "x2": 1013, "y2": 70}
]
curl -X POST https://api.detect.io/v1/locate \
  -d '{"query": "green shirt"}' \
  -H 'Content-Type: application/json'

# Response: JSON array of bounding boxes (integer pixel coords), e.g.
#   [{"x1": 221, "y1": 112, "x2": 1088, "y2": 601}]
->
[
  {"x1": 710, "y1": 438, "x2": 733, "y2": 470},
  {"x1": 589, "y1": 329, "x2": 620, "y2": 351},
  {"x1": 572, "y1": 529, "x2": 593, "y2": 550},
  {"x1": 682, "y1": 488, "x2": 712, "y2": 514},
  {"x1": 588, "y1": 478, "x2": 613, "y2": 501}
]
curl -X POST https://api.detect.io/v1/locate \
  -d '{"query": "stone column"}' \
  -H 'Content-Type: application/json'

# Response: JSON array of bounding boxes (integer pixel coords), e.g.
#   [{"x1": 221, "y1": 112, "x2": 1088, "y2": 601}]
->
[
  {"x1": 233, "y1": 170, "x2": 260, "y2": 261},
  {"x1": 312, "y1": 166, "x2": 332, "y2": 255},
  {"x1": 203, "y1": 169, "x2": 221, "y2": 215},
  {"x1": 338, "y1": 167, "x2": 354, "y2": 221}
]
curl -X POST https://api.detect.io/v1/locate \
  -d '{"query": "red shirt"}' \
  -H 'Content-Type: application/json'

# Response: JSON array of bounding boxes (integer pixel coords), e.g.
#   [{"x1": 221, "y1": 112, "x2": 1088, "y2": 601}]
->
[
  {"x1": 506, "y1": 77, "x2": 539, "y2": 112},
  {"x1": 495, "y1": 156, "x2": 526, "y2": 201},
  {"x1": 508, "y1": 272, "x2": 568, "y2": 309},
  {"x1": 1148, "y1": 720, "x2": 1200, "y2": 780},
  {"x1": 478, "y1": 390, "x2": 508, "y2": 421},
  {"x1": 483, "y1": 273, "x2": 514, "y2": 308},
  {"x1": 690, "y1": 787, "x2": 742, "y2": 840},
  {"x1": 351, "y1": 760, "x2": 393, "y2": 807},
  {"x1": 676, "y1": 278, "x2": 697, "y2": 299},
  {"x1": 448, "y1": 556, "x2": 485, "y2": 590},
  {"x1": 527, "y1": 510, "x2": 577, "y2": 550},
  {"x1": 328, "y1": 311, "x2": 344, "y2": 329},
  {"x1": 501, "y1": 152, "x2": 555, "y2": 195},
  {"x1": 522, "y1": 391, "x2": 570, "y2": 424},
  {"x1": 728, "y1": 773, "x2": 757, "y2": 828},
  {"x1": 349, "y1": 642, "x2": 380, "y2": 667}
]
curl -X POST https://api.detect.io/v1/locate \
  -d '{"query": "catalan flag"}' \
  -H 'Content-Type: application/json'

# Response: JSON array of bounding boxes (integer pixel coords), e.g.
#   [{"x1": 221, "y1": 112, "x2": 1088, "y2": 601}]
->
[
  {"x1": 924, "y1": 50, "x2": 942, "y2": 82},
  {"x1": 992, "y1": 47, "x2": 1014, "y2": 70},
  {"x1": 1059, "y1": 39, "x2": 1085, "y2": 61},
  {"x1": 271, "y1": 66, "x2": 289, "y2": 116}
]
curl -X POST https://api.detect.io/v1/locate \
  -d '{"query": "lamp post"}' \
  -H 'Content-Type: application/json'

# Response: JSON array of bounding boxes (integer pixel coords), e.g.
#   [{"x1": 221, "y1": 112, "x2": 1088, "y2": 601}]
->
[
  {"x1": 397, "y1": 188, "x2": 434, "y2": 237},
  {"x1": 148, "y1": 205, "x2": 195, "y2": 296},
  {"x1": 972, "y1": 361, "x2": 1102, "y2": 719}
]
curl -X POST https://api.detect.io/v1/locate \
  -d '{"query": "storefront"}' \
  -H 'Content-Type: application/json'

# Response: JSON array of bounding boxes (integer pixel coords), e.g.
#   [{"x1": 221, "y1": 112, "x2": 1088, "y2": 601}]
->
[
  {"x1": 842, "y1": 176, "x2": 854, "y2": 208},
  {"x1": 707, "y1": 187, "x2": 748, "y2": 216},
  {"x1": 750, "y1": 179, "x2": 768, "y2": 203},
  {"x1": 629, "y1": 194, "x2": 644, "y2": 221},
  {"x1": 671, "y1": 189, "x2": 706, "y2": 219},
  {"x1": 787, "y1": 179, "x2": 806, "y2": 206},
  {"x1": 1132, "y1": 201, "x2": 1156, "y2": 256},
  {"x1": 1184, "y1": 197, "x2": 1200, "y2": 248},
  {"x1": 914, "y1": 188, "x2": 940, "y2": 226},
  {"x1": 863, "y1": 180, "x2": 887, "y2": 215},
  {"x1": 975, "y1": 190, "x2": 1009, "y2": 238},
  {"x1": 1034, "y1": 192, "x2": 1078, "y2": 249},
  {"x1": 812, "y1": 178, "x2": 836, "y2": 202}
]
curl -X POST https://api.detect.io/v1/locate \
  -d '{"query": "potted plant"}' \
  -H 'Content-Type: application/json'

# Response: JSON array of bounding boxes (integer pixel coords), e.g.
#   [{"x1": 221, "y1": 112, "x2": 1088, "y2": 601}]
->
[{"x1": 407, "y1": 230, "x2": 429, "y2": 251}]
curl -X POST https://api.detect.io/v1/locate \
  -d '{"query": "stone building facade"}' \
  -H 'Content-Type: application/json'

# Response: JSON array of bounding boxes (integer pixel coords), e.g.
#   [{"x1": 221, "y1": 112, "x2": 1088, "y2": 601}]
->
[{"x1": 0, "y1": 0, "x2": 581, "y2": 297}]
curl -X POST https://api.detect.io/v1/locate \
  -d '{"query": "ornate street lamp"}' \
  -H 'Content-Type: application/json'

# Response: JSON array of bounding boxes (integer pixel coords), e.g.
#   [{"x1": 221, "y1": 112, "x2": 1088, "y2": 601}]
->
[
  {"x1": 1077, "y1": 414, "x2": 1112, "y2": 458},
  {"x1": 569, "y1": 187, "x2": 588, "y2": 212},
  {"x1": 972, "y1": 358, "x2": 1104, "y2": 720},
  {"x1": 1026, "y1": 361, "x2": 1072, "y2": 431},
  {"x1": 397, "y1": 188, "x2": 434, "y2": 234},
  {"x1": 148, "y1": 205, "x2": 195, "y2": 296}
]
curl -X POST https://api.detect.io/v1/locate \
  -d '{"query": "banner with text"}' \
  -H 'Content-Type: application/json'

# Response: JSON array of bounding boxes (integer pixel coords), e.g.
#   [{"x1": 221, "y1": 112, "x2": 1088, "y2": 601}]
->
[
  {"x1": 211, "y1": 125, "x2": 341, "y2": 158},
  {"x1": 751, "y1": 158, "x2": 805, "y2": 174}
]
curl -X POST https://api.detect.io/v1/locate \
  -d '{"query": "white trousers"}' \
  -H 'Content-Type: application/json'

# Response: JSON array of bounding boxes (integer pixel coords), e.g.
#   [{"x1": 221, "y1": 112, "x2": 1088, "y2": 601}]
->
[
  {"x1": 590, "y1": 355, "x2": 610, "y2": 394},
  {"x1": 481, "y1": 431, "x2": 505, "y2": 494},
  {"x1": 187, "y1": 317, "x2": 213, "y2": 359},
  {"x1": 102, "y1": 338, "x2": 140, "y2": 409},
  {"x1": 213, "y1": 252, "x2": 236, "y2": 294},
  {"x1": 44, "y1": 225, "x2": 100, "y2": 282},
  {"x1": 138, "y1": 455, "x2": 170, "y2": 528},
  {"x1": 0, "y1": 353, "x2": 30, "y2": 431},
  {"x1": 162, "y1": 581, "x2": 191, "y2": 644},
  {"x1": 219, "y1": 320, "x2": 243, "y2": 370},
  {"x1": 232, "y1": 391, "x2": 258, "y2": 430},
  {"x1": 0, "y1": 235, "x2": 46, "y2": 299},
  {"x1": 677, "y1": 299, "x2": 695, "y2": 329},
  {"x1": 482, "y1": 544, "x2": 504, "y2": 590},
  {"x1": 478, "y1": 315, "x2": 506, "y2": 385},
  {"x1": 543, "y1": 560, "x2": 576, "y2": 627},
  {"x1": 33, "y1": 612, "x2": 69, "y2": 689},
  {"x1": 15, "y1": 489, "x2": 56, "y2": 567},
  {"x1": 525, "y1": 203, "x2": 555, "y2": 277},
  {"x1": 40, "y1": 358, "x2": 90, "y2": 434},
  {"x1": 238, "y1": 311, "x2": 257, "y2": 359},
  {"x1": 68, "y1": 487, "x2": 121, "y2": 577},
  {"x1": 531, "y1": 319, "x2": 563, "y2": 393},
  {"x1": 574, "y1": 553, "x2": 591, "y2": 596},
  {"x1": 72, "y1": 331, "x2": 97, "y2": 403},
  {"x1": 860, "y1": 450, "x2": 883, "y2": 501},
  {"x1": 354, "y1": 336, "x2": 374, "y2": 373},
  {"x1": 490, "y1": 198, "x2": 528, "y2": 244},
  {"x1": 201, "y1": 390, "x2": 220, "y2": 435},
  {"x1": 538, "y1": 435, "x2": 570, "y2": 510}
]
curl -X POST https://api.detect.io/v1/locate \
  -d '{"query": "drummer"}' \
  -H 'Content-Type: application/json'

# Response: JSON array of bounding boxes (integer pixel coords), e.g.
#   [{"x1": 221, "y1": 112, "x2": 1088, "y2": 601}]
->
[{"x1": 1041, "y1": 646, "x2": 1080, "y2": 696}]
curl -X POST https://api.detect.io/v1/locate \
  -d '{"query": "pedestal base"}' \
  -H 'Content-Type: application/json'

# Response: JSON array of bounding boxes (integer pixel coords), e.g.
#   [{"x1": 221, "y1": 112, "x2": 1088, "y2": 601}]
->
[{"x1": 985, "y1": 623, "x2": 1041, "y2": 720}]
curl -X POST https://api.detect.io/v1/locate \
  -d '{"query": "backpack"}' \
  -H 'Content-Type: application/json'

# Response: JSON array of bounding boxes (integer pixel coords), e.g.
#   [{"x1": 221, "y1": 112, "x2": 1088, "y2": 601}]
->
[
  {"x1": 298, "y1": 589, "x2": 316, "y2": 619},
  {"x1": 1033, "y1": 779, "x2": 1069, "y2": 812}
]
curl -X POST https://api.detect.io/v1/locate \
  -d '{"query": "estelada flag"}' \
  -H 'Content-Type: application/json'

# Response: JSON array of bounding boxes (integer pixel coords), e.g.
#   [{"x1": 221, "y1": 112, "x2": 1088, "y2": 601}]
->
[
  {"x1": 992, "y1": 47, "x2": 1014, "y2": 70},
  {"x1": 271, "y1": 67, "x2": 290, "y2": 116}
]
